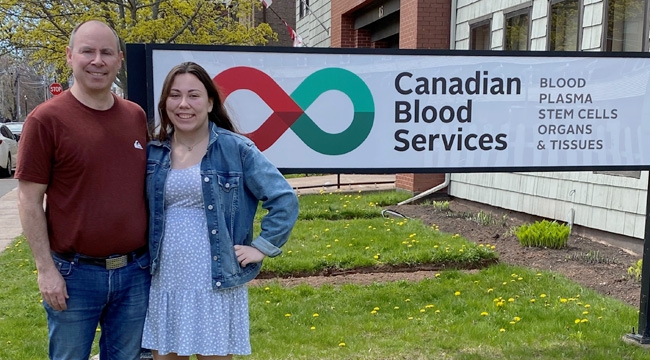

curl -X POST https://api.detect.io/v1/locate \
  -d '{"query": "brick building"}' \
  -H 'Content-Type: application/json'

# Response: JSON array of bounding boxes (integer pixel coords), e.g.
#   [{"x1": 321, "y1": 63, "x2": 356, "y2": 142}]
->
[
  {"x1": 249, "y1": 1, "x2": 297, "y2": 47},
  {"x1": 331, "y1": 0, "x2": 452, "y2": 194}
]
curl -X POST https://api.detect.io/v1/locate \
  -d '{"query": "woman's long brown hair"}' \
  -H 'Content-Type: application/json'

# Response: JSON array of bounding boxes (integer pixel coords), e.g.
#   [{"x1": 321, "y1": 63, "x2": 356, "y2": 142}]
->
[{"x1": 155, "y1": 61, "x2": 237, "y2": 141}]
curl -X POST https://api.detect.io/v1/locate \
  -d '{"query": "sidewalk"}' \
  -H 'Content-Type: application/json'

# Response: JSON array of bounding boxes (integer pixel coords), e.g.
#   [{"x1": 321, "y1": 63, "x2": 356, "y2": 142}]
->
[
  {"x1": 0, "y1": 175, "x2": 396, "y2": 253},
  {"x1": 0, "y1": 188, "x2": 20, "y2": 253}
]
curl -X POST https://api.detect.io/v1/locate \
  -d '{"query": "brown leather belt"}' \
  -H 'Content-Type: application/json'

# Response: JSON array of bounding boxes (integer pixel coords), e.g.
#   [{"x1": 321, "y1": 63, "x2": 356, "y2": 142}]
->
[{"x1": 53, "y1": 247, "x2": 147, "y2": 270}]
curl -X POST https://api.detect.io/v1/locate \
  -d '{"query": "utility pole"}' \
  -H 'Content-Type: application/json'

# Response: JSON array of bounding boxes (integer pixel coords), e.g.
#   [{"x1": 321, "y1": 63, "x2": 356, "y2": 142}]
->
[{"x1": 14, "y1": 73, "x2": 20, "y2": 120}]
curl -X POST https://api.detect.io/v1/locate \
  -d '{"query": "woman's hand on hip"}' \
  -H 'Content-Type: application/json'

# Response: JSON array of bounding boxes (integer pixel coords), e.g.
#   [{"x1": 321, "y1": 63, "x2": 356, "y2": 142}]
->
[{"x1": 234, "y1": 245, "x2": 266, "y2": 267}]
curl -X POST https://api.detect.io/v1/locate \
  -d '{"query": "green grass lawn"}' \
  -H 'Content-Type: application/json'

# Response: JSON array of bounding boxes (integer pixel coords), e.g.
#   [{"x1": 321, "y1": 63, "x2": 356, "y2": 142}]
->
[{"x1": 1, "y1": 190, "x2": 649, "y2": 359}]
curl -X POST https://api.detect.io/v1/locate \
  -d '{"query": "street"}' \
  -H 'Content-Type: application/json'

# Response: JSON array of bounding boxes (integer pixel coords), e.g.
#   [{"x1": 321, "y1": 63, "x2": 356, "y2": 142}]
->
[{"x1": 0, "y1": 176, "x2": 17, "y2": 198}]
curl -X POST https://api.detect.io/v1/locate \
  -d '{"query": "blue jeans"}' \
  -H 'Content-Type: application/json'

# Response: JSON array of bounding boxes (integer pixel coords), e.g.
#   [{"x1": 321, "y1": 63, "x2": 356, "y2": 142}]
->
[{"x1": 45, "y1": 252, "x2": 151, "y2": 360}]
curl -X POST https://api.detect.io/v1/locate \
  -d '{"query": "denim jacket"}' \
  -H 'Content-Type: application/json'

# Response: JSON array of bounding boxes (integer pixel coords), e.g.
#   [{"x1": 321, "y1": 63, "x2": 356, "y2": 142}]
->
[{"x1": 146, "y1": 122, "x2": 299, "y2": 290}]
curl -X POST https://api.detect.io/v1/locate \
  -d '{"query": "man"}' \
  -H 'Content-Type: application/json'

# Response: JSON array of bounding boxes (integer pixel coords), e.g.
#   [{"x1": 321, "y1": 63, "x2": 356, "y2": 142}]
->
[{"x1": 15, "y1": 20, "x2": 150, "y2": 360}]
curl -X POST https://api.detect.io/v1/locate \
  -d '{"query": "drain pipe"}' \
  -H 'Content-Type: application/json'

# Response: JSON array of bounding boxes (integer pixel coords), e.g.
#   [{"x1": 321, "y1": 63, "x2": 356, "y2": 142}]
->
[
  {"x1": 450, "y1": 0, "x2": 457, "y2": 49},
  {"x1": 397, "y1": 173, "x2": 451, "y2": 205}
]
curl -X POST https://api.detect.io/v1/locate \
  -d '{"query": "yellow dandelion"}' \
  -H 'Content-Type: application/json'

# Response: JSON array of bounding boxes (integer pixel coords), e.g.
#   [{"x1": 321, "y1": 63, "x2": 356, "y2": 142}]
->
[
  {"x1": 481, "y1": 312, "x2": 488, "y2": 316},
  {"x1": 265, "y1": 300, "x2": 270, "y2": 304},
  {"x1": 425, "y1": 304, "x2": 434, "y2": 308},
  {"x1": 487, "y1": 288, "x2": 493, "y2": 293},
  {"x1": 311, "y1": 326, "x2": 316, "y2": 330},
  {"x1": 500, "y1": 328, "x2": 506, "y2": 332},
  {"x1": 420, "y1": 309, "x2": 426, "y2": 313},
  {"x1": 582, "y1": 311, "x2": 589, "y2": 315},
  {"x1": 508, "y1": 298, "x2": 515, "y2": 303},
  {"x1": 285, "y1": 313, "x2": 291, "y2": 317},
  {"x1": 560, "y1": 298, "x2": 568, "y2": 303},
  {"x1": 435, "y1": 273, "x2": 441, "y2": 278},
  {"x1": 313, "y1": 313, "x2": 319, "y2": 317},
  {"x1": 540, "y1": 294, "x2": 546, "y2": 298},
  {"x1": 514, "y1": 316, "x2": 521, "y2": 322},
  {"x1": 326, "y1": 244, "x2": 331, "y2": 248},
  {"x1": 530, "y1": 299, "x2": 536, "y2": 303},
  {"x1": 435, "y1": 310, "x2": 440, "y2": 314},
  {"x1": 574, "y1": 319, "x2": 581, "y2": 324},
  {"x1": 339, "y1": 342, "x2": 346, "y2": 347},
  {"x1": 370, "y1": 310, "x2": 377, "y2": 314},
  {"x1": 509, "y1": 321, "x2": 516, "y2": 325},
  {"x1": 584, "y1": 304, "x2": 591, "y2": 308},
  {"x1": 454, "y1": 291, "x2": 461, "y2": 296},
  {"x1": 394, "y1": 306, "x2": 399, "y2": 310},
  {"x1": 373, "y1": 307, "x2": 380, "y2": 311},
  {"x1": 405, "y1": 298, "x2": 411, "y2": 302},
  {"x1": 580, "y1": 319, "x2": 588, "y2": 323}
]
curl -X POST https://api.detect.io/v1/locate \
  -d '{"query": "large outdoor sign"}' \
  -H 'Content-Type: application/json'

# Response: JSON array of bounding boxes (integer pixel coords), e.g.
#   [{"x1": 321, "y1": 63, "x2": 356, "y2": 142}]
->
[{"x1": 127, "y1": 44, "x2": 650, "y2": 172}]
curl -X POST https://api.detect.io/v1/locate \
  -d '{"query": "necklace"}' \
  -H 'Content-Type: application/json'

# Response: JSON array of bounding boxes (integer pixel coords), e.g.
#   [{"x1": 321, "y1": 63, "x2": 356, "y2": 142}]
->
[{"x1": 174, "y1": 132, "x2": 206, "y2": 151}]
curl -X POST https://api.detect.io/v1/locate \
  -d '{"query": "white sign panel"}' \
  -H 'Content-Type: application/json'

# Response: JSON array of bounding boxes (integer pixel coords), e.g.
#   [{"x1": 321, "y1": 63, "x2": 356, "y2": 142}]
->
[{"x1": 150, "y1": 48, "x2": 650, "y2": 171}]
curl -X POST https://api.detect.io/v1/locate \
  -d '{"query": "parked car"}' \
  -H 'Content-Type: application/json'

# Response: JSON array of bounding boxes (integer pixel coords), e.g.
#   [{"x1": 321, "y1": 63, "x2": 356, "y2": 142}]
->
[
  {"x1": 5, "y1": 122, "x2": 23, "y2": 141},
  {"x1": 0, "y1": 124, "x2": 18, "y2": 177}
]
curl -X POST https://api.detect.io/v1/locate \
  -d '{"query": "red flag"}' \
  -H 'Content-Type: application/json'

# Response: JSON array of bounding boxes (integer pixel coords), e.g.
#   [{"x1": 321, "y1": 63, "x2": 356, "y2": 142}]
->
[
  {"x1": 282, "y1": 19, "x2": 304, "y2": 47},
  {"x1": 261, "y1": 0, "x2": 272, "y2": 7},
  {"x1": 290, "y1": 28, "x2": 304, "y2": 47}
]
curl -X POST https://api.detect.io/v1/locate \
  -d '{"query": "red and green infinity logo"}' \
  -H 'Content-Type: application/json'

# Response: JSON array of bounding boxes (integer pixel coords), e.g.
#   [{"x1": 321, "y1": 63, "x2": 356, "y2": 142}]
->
[{"x1": 214, "y1": 67, "x2": 375, "y2": 155}]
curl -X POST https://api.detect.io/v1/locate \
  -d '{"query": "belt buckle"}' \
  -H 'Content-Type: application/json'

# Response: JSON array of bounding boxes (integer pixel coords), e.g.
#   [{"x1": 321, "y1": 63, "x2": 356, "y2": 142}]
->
[{"x1": 105, "y1": 255, "x2": 128, "y2": 270}]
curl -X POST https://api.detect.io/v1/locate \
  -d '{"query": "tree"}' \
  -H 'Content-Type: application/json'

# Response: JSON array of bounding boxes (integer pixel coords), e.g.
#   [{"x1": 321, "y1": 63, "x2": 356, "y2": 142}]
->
[
  {"x1": 0, "y1": 0, "x2": 275, "y2": 94},
  {"x1": 0, "y1": 54, "x2": 47, "y2": 121}
]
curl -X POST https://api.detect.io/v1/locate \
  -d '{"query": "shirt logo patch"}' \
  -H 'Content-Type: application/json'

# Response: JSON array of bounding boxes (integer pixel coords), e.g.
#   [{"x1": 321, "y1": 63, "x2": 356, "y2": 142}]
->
[{"x1": 134, "y1": 140, "x2": 143, "y2": 149}]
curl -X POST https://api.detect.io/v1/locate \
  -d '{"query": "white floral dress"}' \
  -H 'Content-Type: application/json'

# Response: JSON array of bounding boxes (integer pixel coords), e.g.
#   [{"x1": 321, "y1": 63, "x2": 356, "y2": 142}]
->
[{"x1": 142, "y1": 163, "x2": 251, "y2": 356}]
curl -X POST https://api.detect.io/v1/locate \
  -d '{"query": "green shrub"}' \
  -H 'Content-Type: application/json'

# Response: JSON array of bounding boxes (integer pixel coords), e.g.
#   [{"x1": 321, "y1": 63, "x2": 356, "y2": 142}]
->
[
  {"x1": 515, "y1": 219, "x2": 569, "y2": 249},
  {"x1": 432, "y1": 200, "x2": 450, "y2": 211},
  {"x1": 628, "y1": 259, "x2": 642, "y2": 282},
  {"x1": 473, "y1": 210, "x2": 495, "y2": 226}
]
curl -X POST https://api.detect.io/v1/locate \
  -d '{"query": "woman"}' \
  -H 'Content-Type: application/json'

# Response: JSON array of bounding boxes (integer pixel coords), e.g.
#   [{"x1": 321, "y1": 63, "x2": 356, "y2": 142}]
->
[{"x1": 143, "y1": 62, "x2": 299, "y2": 359}]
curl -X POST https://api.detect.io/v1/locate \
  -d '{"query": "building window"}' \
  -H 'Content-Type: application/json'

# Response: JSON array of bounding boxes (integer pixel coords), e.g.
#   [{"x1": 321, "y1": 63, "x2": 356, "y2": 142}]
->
[
  {"x1": 548, "y1": 0, "x2": 580, "y2": 51},
  {"x1": 606, "y1": 0, "x2": 646, "y2": 51},
  {"x1": 505, "y1": 9, "x2": 530, "y2": 50},
  {"x1": 299, "y1": 0, "x2": 310, "y2": 19},
  {"x1": 470, "y1": 21, "x2": 491, "y2": 50}
]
